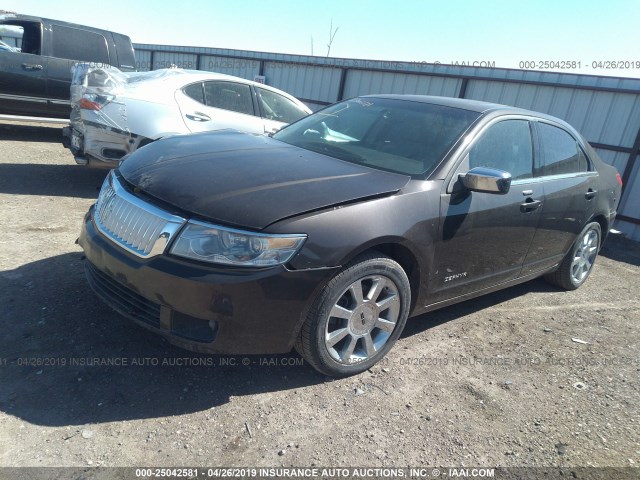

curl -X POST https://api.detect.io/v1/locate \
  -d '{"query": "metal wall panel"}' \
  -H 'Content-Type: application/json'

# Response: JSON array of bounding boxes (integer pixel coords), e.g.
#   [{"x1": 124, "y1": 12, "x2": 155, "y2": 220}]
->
[
  {"x1": 132, "y1": 43, "x2": 640, "y2": 92},
  {"x1": 263, "y1": 63, "x2": 341, "y2": 104},
  {"x1": 151, "y1": 51, "x2": 198, "y2": 70},
  {"x1": 465, "y1": 80, "x2": 640, "y2": 148},
  {"x1": 593, "y1": 149, "x2": 629, "y2": 174},
  {"x1": 131, "y1": 43, "x2": 640, "y2": 240},
  {"x1": 135, "y1": 49, "x2": 152, "y2": 71},
  {"x1": 343, "y1": 70, "x2": 461, "y2": 98},
  {"x1": 302, "y1": 101, "x2": 329, "y2": 112},
  {"x1": 200, "y1": 55, "x2": 260, "y2": 79}
]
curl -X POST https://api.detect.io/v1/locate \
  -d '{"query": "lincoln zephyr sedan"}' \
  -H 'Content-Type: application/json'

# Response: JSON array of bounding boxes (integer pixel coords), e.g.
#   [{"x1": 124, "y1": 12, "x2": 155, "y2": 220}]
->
[{"x1": 79, "y1": 95, "x2": 623, "y2": 376}]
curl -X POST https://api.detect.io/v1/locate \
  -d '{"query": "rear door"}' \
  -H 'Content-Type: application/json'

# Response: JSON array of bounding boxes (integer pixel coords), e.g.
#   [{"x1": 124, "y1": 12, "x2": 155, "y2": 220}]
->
[
  {"x1": 520, "y1": 121, "x2": 598, "y2": 275},
  {"x1": 0, "y1": 22, "x2": 49, "y2": 117},
  {"x1": 175, "y1": 80, "x2": 265, "y2": 134},
  {"x1": 429, "y1": 118, "x2": 543, "y2": 302},
  {"x1": 45, "y1": 24, "x2": 111, "y2": 118}
]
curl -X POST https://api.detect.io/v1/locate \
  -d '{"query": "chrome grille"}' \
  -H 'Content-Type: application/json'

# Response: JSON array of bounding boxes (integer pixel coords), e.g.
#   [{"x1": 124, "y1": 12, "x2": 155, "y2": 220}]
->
[{"x1": 94, "y1": 172, "x2": 186, "y2": 257}]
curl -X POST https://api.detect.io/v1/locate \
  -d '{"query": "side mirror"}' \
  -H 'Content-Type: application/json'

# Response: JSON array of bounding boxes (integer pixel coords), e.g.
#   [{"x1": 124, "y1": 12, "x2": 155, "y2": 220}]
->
[{"x1": 460, "y1": 167, "x2": 511, "y2": 194}]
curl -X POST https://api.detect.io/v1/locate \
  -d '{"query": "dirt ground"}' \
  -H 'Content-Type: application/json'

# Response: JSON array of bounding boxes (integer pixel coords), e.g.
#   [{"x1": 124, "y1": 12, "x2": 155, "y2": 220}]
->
[{"x1": 0, "y1": 121, "x2": 639, "y2": 472}]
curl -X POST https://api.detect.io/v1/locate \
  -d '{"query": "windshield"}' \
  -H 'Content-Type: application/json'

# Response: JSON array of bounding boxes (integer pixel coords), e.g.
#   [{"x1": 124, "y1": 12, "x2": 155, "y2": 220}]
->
[{"x1": 273, "y1": 97, "x2": 480, "y2": 176}]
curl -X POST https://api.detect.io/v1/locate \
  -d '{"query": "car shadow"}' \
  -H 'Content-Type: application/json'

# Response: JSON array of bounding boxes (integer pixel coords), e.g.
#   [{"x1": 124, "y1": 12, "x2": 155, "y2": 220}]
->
[
  {"x1": 0, "y1": 250, "x2": 565, "y2": 427},
  {"x1": 600, "y1": 232, "x2": 640, "y2": 267},
  {"x1": 0, "y1": 122, "x2": 64, "y2": 143},
  {"x1": 0, "y1": 252, "x2": 326, "y2": 427},
  {"x1": 402, "y1": 277, "x2": 558, "y2": 338},
  {"x1": 0, "y1": 163, "x2": 108, "y2": 198}
]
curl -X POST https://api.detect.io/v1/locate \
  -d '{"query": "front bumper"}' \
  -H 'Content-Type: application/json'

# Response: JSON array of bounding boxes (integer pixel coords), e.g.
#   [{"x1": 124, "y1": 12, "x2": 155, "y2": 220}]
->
[{"x1": 79, "y1": 206, "x2": 338, "y2": 354}]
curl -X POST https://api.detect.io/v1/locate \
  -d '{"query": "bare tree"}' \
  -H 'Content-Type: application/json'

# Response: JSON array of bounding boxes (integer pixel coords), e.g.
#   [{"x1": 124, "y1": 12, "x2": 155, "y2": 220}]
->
[{"x1": 326, "y1": 19, "x2": 339, "y2": 57}]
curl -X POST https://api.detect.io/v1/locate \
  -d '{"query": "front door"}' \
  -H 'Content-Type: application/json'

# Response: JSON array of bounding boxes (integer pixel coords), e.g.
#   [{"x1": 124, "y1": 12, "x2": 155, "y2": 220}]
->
[
  {"x1": 429, "y1": 118, "x2": 543, "y2": 302},
  {"x1": 0, "y1": 51, "x2": 48, "y2": 117}
]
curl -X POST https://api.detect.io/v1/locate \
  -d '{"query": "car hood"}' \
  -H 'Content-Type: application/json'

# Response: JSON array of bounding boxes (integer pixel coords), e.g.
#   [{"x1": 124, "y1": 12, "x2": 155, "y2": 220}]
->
[{"x1": 119, "y1": 131, "x2": 411, "y2": 230}]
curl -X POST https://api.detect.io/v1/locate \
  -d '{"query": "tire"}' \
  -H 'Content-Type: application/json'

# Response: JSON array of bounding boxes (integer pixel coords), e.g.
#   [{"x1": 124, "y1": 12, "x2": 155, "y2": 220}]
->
[
  {"x1": 295, "y1": 251, "x2": 411, "y2": 377},
  {"x1": 544, "y1": 222, "x2": 601, "y2": 290}
]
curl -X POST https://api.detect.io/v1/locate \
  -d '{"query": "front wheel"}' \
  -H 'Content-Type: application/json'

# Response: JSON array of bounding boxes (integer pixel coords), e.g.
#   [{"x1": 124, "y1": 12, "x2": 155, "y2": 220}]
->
[
  {"x1": 544, "y1": 221, "x2": 601, "y2": 290},
  {"x1": 295, "y1": 252, "x2": 411, "y2": 377}
]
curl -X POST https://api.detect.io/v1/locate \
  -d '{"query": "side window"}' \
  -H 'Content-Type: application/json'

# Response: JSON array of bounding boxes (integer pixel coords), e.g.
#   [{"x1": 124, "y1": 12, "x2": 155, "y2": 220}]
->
[
  {"x1": 0, "y1": 22, "x2": 41, "y2": 54},
  {"x1": 183, "y1": 82, "x2": 205, "y2": 104},
  {"x1": 51, "y1": 25, "x2": 110, "y2": 64},
  {"x1": 537, "y1": 123, "x2": 589, "y2": 176},
  {"x1": 257, "y1": 87, "x2": 308, "y2": 124},
  {"x1": 468, "y1": 120, "x2": 533, "y2": 180},
  {"x1": 112, "y1": 33, "x2": 135, "y2": 69},
  {"x1": 203, "y1": 81, "x2": 254, "y2": 116}
]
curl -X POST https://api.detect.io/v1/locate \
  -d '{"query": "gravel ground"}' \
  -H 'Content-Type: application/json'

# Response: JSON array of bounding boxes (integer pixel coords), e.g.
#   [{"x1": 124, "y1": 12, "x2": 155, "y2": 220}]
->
[{"x1": 0, "y1": 121, "x2": 639, "y2": 472}]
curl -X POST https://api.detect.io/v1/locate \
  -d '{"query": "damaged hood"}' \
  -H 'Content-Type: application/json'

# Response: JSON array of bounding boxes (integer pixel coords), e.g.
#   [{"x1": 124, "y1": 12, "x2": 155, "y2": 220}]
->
[{"x1": 118, "y1": 131, "x2": 411, "y2": 230}]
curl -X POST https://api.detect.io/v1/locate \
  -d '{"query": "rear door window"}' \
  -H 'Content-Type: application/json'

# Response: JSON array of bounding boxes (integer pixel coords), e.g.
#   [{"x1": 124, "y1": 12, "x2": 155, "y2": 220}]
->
[
  {"x1": 537, "y1": 123, "x2": 589, "y2": 176},
  {"x1": 50, "y1": 25, "x2": 110, "y2": 64},
  {"x1": 203, "y1": 81, "x2": 254, "y2": 116}
]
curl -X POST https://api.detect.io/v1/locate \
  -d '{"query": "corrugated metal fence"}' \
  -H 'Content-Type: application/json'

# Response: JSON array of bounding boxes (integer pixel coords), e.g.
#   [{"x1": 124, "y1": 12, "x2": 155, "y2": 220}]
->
[
  {"x1": 2, "y1": 34, "x2": 637, "y2": 239},
  {"x1": 133, "y1": 43, "x2": 640, "y2": 240}
]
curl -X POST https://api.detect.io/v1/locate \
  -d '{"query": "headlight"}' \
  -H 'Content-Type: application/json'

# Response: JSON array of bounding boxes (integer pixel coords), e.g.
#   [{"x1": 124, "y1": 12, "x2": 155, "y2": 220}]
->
[{"x1": 170, "y1": 220, "x2": 306, "y2": 267}]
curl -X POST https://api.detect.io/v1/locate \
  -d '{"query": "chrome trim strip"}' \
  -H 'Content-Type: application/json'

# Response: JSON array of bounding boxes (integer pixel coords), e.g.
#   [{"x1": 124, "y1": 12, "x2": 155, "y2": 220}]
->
[{"x1": 94, "y1": 172, "x2": 186, "y2": 257}]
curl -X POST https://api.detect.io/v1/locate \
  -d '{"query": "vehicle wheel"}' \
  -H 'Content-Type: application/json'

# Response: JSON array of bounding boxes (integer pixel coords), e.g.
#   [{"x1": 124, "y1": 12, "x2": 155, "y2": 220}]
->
[
  {"x1": 544, "y1": 222, "x2": 601, "y2": 290},
  {"x1": 295, "y1": 252, "x2": 411, "y2": 377}
]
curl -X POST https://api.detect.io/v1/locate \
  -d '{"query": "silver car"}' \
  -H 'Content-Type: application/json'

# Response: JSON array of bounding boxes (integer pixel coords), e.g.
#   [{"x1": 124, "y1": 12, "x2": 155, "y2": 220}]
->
[{"x1": 63, "y1": 65, "x2": 312, "y2": 167}]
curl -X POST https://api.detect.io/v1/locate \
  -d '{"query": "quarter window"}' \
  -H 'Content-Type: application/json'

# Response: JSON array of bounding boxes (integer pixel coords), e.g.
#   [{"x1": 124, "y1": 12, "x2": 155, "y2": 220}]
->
[
  {"x1": 537, "y1": 123, "x2": 589, "y2": 176},
  {"x1": 183, "y1": 82, "x2": 205, "y2": 104},
  {"x1": 257, "y1": 87, "x2": 308, "y2": 124},
  {"x1": 468, "y1": 120, "x2": 533, "y2": 180},
  {"x1": 203, "y1": 81, "x2": 254, "y2": 116}
]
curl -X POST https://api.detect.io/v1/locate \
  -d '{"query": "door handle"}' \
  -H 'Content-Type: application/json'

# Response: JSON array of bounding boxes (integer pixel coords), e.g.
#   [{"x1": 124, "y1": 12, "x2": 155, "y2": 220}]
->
[
  {"x1": 186, "y1": 112, "x2": 211, "y2": 122},
  {"x1": 22, "y1": 63, "x2": 43, "y2": 70},
  {"x1": 520, "y1": 199, "x2": 542, "y2": 212},
  {"x1": 584, "y1": 189, "x2": 597, "y2": 200}
]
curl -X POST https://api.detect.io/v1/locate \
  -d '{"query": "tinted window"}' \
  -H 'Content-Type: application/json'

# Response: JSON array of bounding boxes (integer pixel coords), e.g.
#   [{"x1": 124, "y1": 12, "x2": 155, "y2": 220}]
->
[
  {"x1": 273, "y1": 98, "x2": 479, "y2": 176},
  {"x1": 468, "y1": 120, "x2": 533, "y2": 180},
  {"x1": 183, "y1": 82, "x2": 205, "y2": 104},
  {"x1": 112, "y1": 33, "x2": 135, "y2": 69},
  {"x1": 51, "y1": 25, "x2": 109, "y2": 64},
  {"x1": 257, "y1": 87, "x2": 308, "y2": 124},
  {"x1": 1, "y1": 22, "x2": 39, "y2": 54},
  {"x1": 537, "y1": 123, "x2": 588, "y2": 176},
  {"x1": 203, "y1": 81, "x2": 254, "y2": 116}
]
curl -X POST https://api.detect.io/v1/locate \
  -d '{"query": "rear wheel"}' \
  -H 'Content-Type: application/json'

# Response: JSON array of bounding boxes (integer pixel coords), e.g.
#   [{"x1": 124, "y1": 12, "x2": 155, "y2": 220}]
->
[
  {"x1": 544, "y1": 222, "x2": 601, "y2": 290},
  {"x1": 296, "y1": 252, "x2": 411, "y2": 377}
]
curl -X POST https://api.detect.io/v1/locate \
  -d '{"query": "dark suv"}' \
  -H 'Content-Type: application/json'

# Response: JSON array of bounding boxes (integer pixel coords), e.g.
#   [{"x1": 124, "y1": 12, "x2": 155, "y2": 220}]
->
[
  {"x1": 78, "y1": 95, "x2": 623, "y2": 376},
  {"x1": 0, "y1": 14, "x2": 135, "y2": 119}
]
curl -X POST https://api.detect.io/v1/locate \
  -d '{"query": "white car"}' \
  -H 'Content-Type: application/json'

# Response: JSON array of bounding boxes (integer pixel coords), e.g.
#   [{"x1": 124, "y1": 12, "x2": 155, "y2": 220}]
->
[{"x1": 63, "y1": 65, "x2": 312, "y2": 167}]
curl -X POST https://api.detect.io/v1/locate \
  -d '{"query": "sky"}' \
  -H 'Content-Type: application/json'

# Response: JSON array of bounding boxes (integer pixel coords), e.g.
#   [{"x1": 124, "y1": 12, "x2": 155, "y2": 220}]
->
[{"x1": 2, "y1": 0, "x2": 640, "y2": 78}]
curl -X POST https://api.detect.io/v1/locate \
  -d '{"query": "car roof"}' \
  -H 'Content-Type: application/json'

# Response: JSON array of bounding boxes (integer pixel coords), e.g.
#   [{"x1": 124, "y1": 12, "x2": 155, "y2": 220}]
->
[
  {"x1": 363, "y1": 94, "x2": 519, "y2": 113},
  {"x1": 126, "y1": 69, "x2": 309, "y2": 109},
  {"x1": 0, "y1": 13, "x2": 129, "y2": 37}
]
